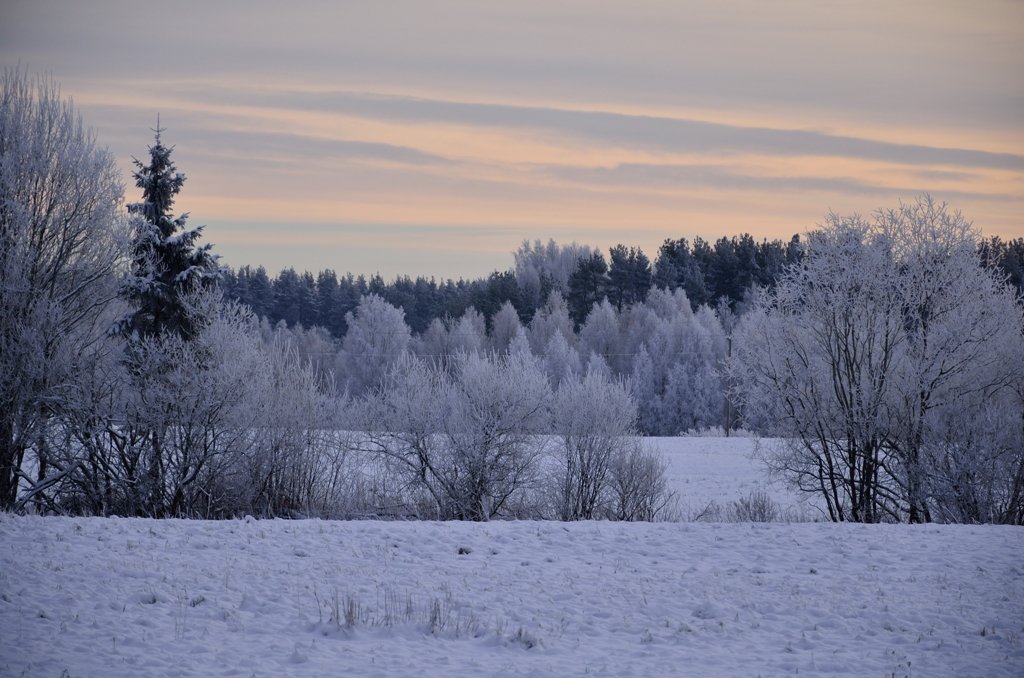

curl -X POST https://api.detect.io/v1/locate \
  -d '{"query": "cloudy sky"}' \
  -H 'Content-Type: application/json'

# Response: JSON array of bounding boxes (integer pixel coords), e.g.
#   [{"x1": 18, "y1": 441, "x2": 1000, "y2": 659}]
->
[{"x1": 3, "y1": 0, "x2": 1022, "y2": 278}]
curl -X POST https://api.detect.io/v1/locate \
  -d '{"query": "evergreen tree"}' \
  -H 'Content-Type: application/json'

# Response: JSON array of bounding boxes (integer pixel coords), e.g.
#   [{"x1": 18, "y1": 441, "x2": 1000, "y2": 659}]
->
[
  {"x1": 298, "y1": 271, "x2": 318, "y2": 328},
  {"x1": 471, "y1": 270, "x2": 523, "y2": 329},
  {"x1": 413, "y1": 276, "x2": 442, "y2": 329},
  {"x1": 567, "y1": 251, "x2": 609, "y2": 327},
  {"x1": 708, "y1": 236, "x2": 740, "y2": 303},
  {"x1": 652, "y1": 238, "x2": 687, "y2": 291},
  {"x1": 247, "y1": 266, "x2": 274, "y2": 319},
  {"x1": 980, "y1": 236, "x2": 1024, "y2": 297},
  {"x1": 607, "y1": 244, "x2": 652, "y2": 310},
  {"x1": 687, "y1": 237, "x2": 713, "y2": 307},
  {"x1": 272, "y1": 268, "x2": 302, "y2": 327},
  {"x1": 754, "y1": 237, "x2": 787, "y2": 288},
  {"x1": 123, "y1": 125, "x2": 219, "y2": 339},
  {"x1": 383, "y1": 275, "x2": 422, "y2": 331},
  {"x1": 316, "y1": 269, "x2": 347, "y2": 336}
]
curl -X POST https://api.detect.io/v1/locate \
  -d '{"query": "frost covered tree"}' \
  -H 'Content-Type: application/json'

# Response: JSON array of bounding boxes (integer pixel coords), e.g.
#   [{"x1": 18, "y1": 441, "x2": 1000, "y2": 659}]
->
[
  {"x1": 608, "y1": 442, "x2": 676, "y2": 521},
  {"x1": 542, "y1": 331, "x2": 581, "y2": 389},
  {"x1": 578, "y1": 298, "x2": 623, "y2": 374},
  {"x1": 257, "y1": 320, "x2": 337, "y2": 383},
  {"x1": 128, "y1": 294, "x2": 268, "y2": 516},
  {"x1": 53, "y1": 290, "x2": 340, "y2": 518},
  {"x1": 414, "y1": 317, "x2": 450, "y2": 366},
  {"x1": 413, "y1": 309, "x2": 486, "y2": 371},
  {"x1": 356, "y1": 353, "x2": 450, "y2": 515},
  {"x1": 217, "y1": 331, "x2": 340, "y2": 518},
  {"x1": 922, "y1": 380, "x2": 1024, "y2": 524},
  {"x1": 628, "y1": 292, "x2": 724, "y2": 436},
  {"x1": 359, "y1": 352, "x2": 552, "y2": 520},
  {"x1": 551, "y1": 368, "x2": 637, "y2": 520},
  {"x1": 0, "y1": 69, "x2": 127, "y2": 510},
  {"x1": 513, "y1": 239, "x2": 594, "y2": 312},
  {"x1": 730, "y1": 217, "x2": 908, "y2": 522},
  {"x1": 447, "y1": 307, "x2": 486, "y2": 357},
  {"x1": 55, "y1": 292, "x2": 268, "y2": 516},
  {"x1": 528, "y1": 290, "x2": 575, "y2": 354},
  {"x1": 122, "y1": 123, "x2": 219, "y2": 340},
  {"x1": 880, "y1": 198, "x2": 1024, "y2": 523},
  {"x1": 507, "y1": 325, "x2": 533, "y2": 358},
  {"x1": 489, "y1": 301, "x2": 523, "y2": 355},
  {"x1": 438, "y1": 352, "x2": 553, "y2": 519},
  {"x1": 644, "y1": 286, "x2": 693, "y2": 321},
  {"x1": 336, "y1": 294, "x2": 412, "y2": 396},
  {"x1": 730, "y1": 197, "x2": 1024, "y2": 523}
]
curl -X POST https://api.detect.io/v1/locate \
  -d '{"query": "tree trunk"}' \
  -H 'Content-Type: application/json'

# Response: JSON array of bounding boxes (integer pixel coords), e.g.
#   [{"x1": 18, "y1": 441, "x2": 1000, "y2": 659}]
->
[{"x1": 0, "y1": 414, "x2": 23, "y2": 509}]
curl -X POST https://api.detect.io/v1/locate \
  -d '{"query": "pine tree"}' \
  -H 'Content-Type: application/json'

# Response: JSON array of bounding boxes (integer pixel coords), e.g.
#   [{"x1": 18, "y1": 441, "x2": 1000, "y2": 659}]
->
[
  {"x1": 567, "y1": 252, "x2": 609, "y2": 328},
  {"x1": 123, "y1": 124, "x2": 219, "y2": 339},
  {"x1": 607, "y1": 244, "x2": 652, "y2": 310},
  {"x1": 272, "y1": 268, "x2": 302, "y2": 327}
]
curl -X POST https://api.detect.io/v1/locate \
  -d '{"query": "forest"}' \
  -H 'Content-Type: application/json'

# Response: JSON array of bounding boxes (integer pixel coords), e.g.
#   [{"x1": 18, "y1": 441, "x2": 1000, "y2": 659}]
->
[{"x1": 3, "y1": 69, "x2": 1023, "y2": 524}]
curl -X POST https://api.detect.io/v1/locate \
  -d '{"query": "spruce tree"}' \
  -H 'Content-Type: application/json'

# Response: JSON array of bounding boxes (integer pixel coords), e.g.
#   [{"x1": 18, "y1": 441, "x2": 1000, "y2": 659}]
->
[
  {"x1": 607, "y1": 244, "x2": 652, "y2": 310},
  {"x1": 123, "y1": 124, "x2": 219, "y2": 339},
  {"x1": 567, "y1": 252, "x2": 608, "y2": 328}
]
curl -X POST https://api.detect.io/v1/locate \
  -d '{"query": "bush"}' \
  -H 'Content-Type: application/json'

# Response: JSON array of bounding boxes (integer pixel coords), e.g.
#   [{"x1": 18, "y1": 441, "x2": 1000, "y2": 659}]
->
[
  {"x1": 729, "y1": 490, "x2": 779, "y2": 522},
  {"x1": 608, "y1": 442, "x2": 677, "y2": 521}
]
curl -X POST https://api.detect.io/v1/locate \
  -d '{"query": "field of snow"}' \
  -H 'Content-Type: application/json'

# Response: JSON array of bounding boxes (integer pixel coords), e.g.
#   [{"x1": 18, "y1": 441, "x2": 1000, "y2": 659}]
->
[
  {"x1": 2, "y1": 438, "x2": 1022, "y2": 677},
  {"x1": 657, "y1": 436, "x2": 821, "y2": 521}
]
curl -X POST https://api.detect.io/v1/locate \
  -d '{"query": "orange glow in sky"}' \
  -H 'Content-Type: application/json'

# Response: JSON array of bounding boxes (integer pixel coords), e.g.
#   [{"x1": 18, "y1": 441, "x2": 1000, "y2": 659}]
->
[{"x1": 3, "y1": 1, "x2": 1022, "y2": 278}]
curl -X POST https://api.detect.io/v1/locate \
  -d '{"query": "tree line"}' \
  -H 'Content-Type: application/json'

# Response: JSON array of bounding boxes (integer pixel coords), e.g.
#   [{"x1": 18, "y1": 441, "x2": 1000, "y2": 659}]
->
[
  {"x1": 222, "y1": 233, "x2": 1023, "y2": 342},
  {"x1": 221, "y1": 235, "x2": 802, "y2": 338}
]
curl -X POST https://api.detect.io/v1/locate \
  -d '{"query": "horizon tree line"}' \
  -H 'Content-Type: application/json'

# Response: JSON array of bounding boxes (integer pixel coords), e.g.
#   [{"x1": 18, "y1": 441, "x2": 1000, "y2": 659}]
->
[{"x1": 221, "y1": 233, "x2": 1023, "y2": 341}]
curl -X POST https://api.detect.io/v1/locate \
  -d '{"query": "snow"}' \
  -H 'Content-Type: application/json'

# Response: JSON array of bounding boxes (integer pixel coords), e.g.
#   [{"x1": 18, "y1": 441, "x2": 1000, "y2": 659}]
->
[
  {"x1": 657, "y1": 435, "x2": 820, "y2": 520},
  {"x1": 2, "y1": 438, "x2": 1022, "y2": 677}
]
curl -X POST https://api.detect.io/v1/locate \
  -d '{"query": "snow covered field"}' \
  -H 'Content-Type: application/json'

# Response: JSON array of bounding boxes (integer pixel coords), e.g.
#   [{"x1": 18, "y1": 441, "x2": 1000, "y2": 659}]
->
[
  {"x1": 657, "y1": 436, "x2": 820, "y2": 521},
  {"x1": 2, "y1": 439, "x2": 1022, "y2": 677}
]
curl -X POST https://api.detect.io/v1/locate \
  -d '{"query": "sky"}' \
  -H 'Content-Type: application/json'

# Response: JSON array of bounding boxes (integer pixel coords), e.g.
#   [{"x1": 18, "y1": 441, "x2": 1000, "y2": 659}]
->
[{"x1": 2, "y1": 0, "x2": 1022, "y2": 279}]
